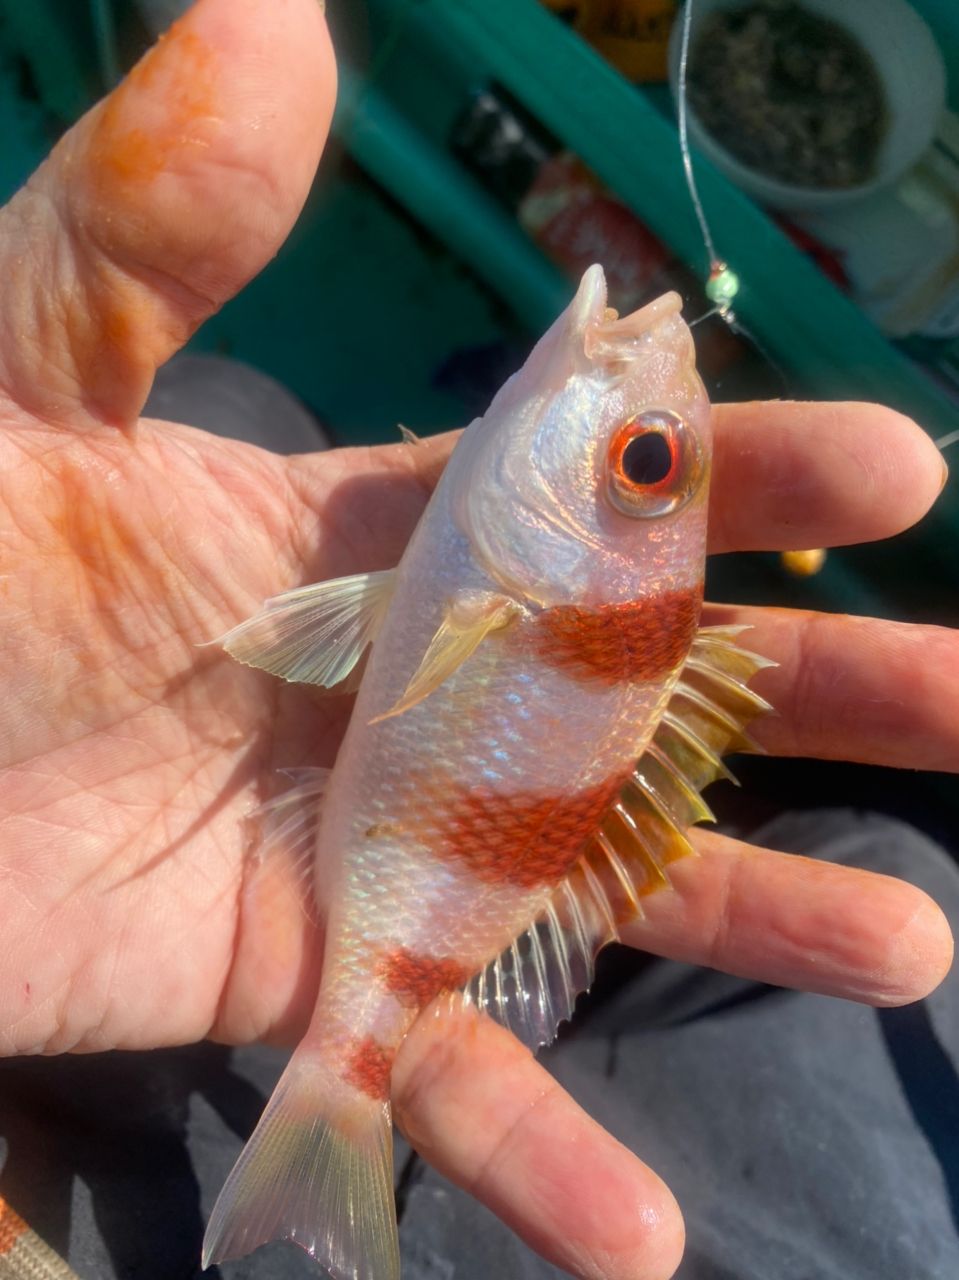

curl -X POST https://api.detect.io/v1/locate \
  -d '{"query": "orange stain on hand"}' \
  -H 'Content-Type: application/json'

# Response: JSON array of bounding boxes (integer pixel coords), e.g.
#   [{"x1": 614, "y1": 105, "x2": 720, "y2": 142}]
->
[
  {"x1": 431, "y1": 774, "x2": 631, "y2": 889},
  {"x1": 35, "y1": 16, "x2": 218, "y2": 423},
  {"x1": 34, "y1": 442, "x2": 187, "y2": 674},
  {"x1": 89, "y1": 20, "x2": 220, "y2": 186},
  {"x1": 45, "y1": 453, "x2": 152, "y2": 601},
  {"x1": 66, "y1": 265, "x2": 181, "y2": 424},
  {"x1": 379, "y1": 948, "x2": 470, "y2": 1010},
  {"x1": 344, "y1": 1036, "x2": 393, "y2": 1101},
  {"x1": 535, "y1": 586, "x2": 702, "y2": 685}
]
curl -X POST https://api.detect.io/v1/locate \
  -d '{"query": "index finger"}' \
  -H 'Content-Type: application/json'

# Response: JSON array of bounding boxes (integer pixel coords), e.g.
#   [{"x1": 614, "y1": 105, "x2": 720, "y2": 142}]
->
[{"x1": 708, "y1": 401, "x2": 945, "y2": 553}]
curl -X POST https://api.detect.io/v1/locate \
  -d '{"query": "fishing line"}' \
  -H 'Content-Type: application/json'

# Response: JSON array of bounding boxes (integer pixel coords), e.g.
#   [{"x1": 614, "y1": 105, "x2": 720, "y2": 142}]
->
[
  {"x1": 677, "y1": 0, "x2": 742, "y2": 324},
  {"x1": 677, "y1": 0, "x2": 792, "y2": 405},
  {"x1": 677, "y1": 0, "x2": 718, "y2": 271},
  {"x1": 935, "y1": 429, "x2": 959, "y2": 452},
  {"x1": 689, "y1": 305, "x2": 720, "y2": 329}
]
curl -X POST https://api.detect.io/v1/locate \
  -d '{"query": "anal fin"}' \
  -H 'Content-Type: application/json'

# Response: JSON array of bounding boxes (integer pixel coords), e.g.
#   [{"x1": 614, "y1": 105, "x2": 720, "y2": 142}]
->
[{"x1": 248, "y1": 767, "x2": 330, "y2": 911}]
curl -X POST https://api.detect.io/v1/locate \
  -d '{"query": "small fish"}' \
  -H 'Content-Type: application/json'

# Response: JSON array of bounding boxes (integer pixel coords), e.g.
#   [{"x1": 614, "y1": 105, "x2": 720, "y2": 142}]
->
[{"x1": 203, "y1": 265, "x2": 772, "y2": 1278}]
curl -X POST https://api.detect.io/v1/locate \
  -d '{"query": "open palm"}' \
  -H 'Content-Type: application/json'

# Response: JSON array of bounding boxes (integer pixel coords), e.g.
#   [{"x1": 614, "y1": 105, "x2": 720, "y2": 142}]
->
[{"x1": 1, "y1": 3, "x2": 955, "y2": 1278}]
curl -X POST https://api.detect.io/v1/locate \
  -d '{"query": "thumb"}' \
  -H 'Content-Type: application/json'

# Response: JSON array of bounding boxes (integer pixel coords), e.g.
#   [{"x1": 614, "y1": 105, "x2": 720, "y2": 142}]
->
[{"x1": 0, "y1": 0, "x2": 335, "y2": 430}]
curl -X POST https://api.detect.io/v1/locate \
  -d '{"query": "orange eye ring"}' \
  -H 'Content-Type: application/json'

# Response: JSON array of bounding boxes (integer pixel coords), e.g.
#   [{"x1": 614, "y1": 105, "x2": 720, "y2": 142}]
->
[{"x1": 606, "y1": 409, "x2": 704, "y2": 519}]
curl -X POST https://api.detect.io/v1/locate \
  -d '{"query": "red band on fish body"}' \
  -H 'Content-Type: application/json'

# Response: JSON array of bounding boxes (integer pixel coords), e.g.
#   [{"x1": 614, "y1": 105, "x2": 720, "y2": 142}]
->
[
  {"x1": 534, "y1": 585, "x2": 702, "y2": 685},
  {"x1": 343, "y1": 1036, "x2": 393, "y2": 1101},
  {"x1": 379, "y1": 948, "x2": 470, "y2": 1010},
  {"x1": 429, "y1": 773, "x2": 631, "y2": 889}
]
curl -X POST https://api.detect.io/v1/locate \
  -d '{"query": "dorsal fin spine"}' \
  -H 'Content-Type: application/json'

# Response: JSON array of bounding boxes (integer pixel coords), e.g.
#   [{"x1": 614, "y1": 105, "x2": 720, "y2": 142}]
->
[
  {"x1": 463, "y1": 631, "x2": 775, "y2": 1051},
  {"x1": 579, "y1": 860, "x2": 618, "y2": 941}
]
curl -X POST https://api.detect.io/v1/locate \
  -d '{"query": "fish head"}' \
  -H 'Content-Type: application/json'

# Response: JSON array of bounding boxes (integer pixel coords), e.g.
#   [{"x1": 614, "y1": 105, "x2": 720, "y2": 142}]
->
[{"x1": 451, "y1": 265, "x2": 711, "y2": 608}]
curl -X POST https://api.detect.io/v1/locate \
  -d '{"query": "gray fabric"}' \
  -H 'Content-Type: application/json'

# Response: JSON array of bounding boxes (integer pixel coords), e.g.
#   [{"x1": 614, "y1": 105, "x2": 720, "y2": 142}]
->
[{"x1": 144, "y1": 354, "x2": 331, "y2": 455}]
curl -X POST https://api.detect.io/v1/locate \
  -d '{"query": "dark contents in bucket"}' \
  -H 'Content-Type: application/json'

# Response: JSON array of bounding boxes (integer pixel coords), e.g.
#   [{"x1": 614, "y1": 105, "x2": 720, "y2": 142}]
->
[{"x1": 688, "y1": 2, "x2": 887, "y2": 190}]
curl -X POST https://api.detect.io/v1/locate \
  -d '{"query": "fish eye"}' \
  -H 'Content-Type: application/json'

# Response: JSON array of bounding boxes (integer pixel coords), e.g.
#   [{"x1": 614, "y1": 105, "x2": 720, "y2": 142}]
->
[{"x1": 606, "y1": 409, "x2": 704, "y2": 519}]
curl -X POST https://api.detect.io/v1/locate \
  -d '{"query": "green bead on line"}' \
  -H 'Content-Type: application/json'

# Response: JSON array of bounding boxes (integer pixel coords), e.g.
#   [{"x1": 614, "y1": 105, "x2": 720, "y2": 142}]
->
[{"x1": 705, "y1": 265, "x2": 740, "y2": 307}]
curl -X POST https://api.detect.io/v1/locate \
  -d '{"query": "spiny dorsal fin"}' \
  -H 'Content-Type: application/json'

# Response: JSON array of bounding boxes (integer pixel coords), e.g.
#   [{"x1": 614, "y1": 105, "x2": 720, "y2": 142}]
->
[
  {"x1": 464, "y1": 627, "x2": 774, "y2": 1050},
  {"x1": 218, "y1": 570, "x2": 396, "y2": 690}
]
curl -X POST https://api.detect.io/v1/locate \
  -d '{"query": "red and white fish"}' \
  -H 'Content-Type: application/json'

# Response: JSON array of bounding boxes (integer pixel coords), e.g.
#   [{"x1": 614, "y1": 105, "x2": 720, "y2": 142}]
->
[{"x1": 203, "y1": 265, "x2": 771, "y2": 1278}]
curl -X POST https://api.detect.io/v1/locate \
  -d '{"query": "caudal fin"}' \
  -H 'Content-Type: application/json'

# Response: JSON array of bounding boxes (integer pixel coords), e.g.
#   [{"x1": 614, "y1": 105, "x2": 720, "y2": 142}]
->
[{"x1": 202, "y1": 1055, "x2": 398, "y2": 1280}]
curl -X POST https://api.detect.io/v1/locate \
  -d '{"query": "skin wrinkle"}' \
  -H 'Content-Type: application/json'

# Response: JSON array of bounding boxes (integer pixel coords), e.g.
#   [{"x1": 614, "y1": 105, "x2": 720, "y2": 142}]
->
[
  {"x1": 784, "y1": 608, "x2": 830, "y2": 757},
  {"x1": 703, "y1": 837, "x2": 740, "y2": 975},
  {"x1": 616, "y1": 829, "x2": 952, "y2": 1007},
  {"x1": 392, "y1": 1012, "x2": 492, "y2": 1148},
  {"x1": 74, "y1": 205, "x2": 222, "y2": 337},
  {"x1": 21, "y1": 433, "x2": 286, "y2": 724},
  {"x1": 19, "y1": 185, "x2": 161, "y2": 427},
  {"x1": 464, "y1": 1074, "x2": 563, "y2": 1205},
  {"x1": 75, "y1": 908, "x2": 130, "y2": 1052}
]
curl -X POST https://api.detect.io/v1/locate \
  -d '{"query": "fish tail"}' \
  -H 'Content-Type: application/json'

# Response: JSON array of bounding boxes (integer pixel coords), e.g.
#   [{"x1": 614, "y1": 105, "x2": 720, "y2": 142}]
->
[{"x1": 202, "y1": 1047, "x2": 398, "y2": 1279}]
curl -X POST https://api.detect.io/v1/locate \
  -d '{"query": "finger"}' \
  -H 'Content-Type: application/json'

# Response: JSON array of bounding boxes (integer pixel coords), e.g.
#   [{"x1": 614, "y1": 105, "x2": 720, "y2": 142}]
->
[
  {"x1": 392, "y1": 1007, "x2": 685, "y2": 1280},
  {"x1": 288, "y1": 401, "x2": 944, "y2": 575},
  {"x1": 0, "y1": 0, "x2": 335, "y2": 429},
  {"x1": 708, "y1": 401, "x2": 945, "y2": 552},
  {"x1": 702, "y1": 604, "x2": 959, "y2": 772},
  {"x1": 622, "y1": 829, "x2": 953, "y2": 1006}
]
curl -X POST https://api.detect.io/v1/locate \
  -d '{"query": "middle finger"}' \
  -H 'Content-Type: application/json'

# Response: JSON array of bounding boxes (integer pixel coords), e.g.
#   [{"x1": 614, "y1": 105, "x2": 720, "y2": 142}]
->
[{"x1": 621, "y1": 828, "x2": 953, "y2": 1006}]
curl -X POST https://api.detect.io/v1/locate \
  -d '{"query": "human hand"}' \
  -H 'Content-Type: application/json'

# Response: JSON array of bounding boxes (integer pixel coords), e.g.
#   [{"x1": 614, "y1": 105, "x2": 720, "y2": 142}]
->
[{"x1": 0, "y1": 3, "x2": 953, "y2": 1279}]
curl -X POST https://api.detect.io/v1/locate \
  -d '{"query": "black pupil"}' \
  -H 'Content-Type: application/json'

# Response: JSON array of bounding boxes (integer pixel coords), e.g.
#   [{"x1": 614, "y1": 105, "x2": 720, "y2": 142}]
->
[{"x1": 621, "y1": 431, "x2": 673, "y2": 485}]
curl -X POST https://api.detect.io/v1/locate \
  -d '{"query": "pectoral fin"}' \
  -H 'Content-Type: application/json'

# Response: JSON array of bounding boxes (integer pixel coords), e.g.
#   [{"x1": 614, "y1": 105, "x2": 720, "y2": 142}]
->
[
  {"x1": 217, "y1": 570, "x2": 396, "y2": 690},
  {"x1": 372, "y1": 592, "x2": 521, "y2": 723}
]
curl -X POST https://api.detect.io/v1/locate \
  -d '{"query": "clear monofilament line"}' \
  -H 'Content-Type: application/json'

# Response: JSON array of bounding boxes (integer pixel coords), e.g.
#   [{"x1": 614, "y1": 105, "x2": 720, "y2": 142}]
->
[
  {"x1": 935, "y1": 428, "x2": 959, "y2": 452},
  {"x1": 689, "y1": 305, "x2": 721, "y2": 328},
  {"x1": 677, "y1": 0, "x2": 718, "y2": 271}
]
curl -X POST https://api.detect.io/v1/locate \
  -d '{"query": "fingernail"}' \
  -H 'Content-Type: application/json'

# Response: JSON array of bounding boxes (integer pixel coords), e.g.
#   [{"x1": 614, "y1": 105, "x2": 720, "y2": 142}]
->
[{"x1": 939, "y1": 457, "x2": 949, "y2": 495}]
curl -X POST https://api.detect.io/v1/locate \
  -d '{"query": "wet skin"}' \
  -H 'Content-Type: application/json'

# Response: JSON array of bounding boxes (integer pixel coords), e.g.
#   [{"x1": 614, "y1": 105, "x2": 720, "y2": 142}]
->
[{"x1": 0, "y1": 3, "x2": 954, "y2": 1278}]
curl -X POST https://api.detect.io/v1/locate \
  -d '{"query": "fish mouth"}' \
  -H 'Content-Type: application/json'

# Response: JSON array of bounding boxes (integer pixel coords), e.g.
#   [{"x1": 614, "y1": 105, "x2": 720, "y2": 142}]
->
[
  {"x1": 589, "y1": 291, "x2": 694, "y2": 373},
  {"x1": 571, "y1": 266, "x2": 693, "y2": 372},
  {"x1": 603, "y1": 290, "x2": 685, "y2": 337}
]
